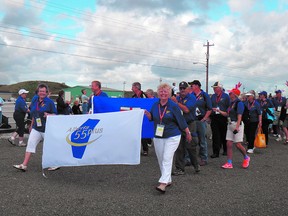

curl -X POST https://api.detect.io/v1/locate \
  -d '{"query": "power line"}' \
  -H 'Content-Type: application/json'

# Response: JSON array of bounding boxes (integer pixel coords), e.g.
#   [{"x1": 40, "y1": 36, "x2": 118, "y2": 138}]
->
[
  {"x1": 0, "y1": 26, "x2": 202, "y2": 64},
  {"x1": 0, "y1": 42, "x2": 197, "y2": 72},
  {"x1": 9, "y1": 0, "x2": 206, "y2": 44}
]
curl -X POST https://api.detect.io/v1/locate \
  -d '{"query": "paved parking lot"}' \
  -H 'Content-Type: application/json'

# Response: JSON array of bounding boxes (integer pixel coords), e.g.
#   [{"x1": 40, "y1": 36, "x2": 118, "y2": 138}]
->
[{"x1": 1, "y1": 132, "x2": 288, "y2": 216}]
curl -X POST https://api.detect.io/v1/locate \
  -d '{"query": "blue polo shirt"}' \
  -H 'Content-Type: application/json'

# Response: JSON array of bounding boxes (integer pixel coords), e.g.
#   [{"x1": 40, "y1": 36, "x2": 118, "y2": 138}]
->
[
  {"x1": 15, "y1": 96, "x2": 28, "y2": 113},
  {"x1": 192, "y1": 90, "x2": 212, "y2": 120},
  {"x1": 211, "y1": 92, "x2": 230, "y2": 115},
  {"x1": 257, "y1": 99, "x2": 274, "y2": 111},
  {"x1": 150, "y1": 98, "x2": 188, "y2": 138},
  {"x1": 272, "y1": 97, "x2": 287, "y2": 112},
  {"x1": 30, "y1": 97, "x2": 57, "y2": 132},
  {"x1": 244, "y1": 100, "x2": 261, "y2": 123},
  {"x1": 228, "y1": 99, "x2": 244, "y2": 121},
  {"x1": 88, "y1": 91, "x2": 108, "y2": 111},
  {"x1": 176, "y1": 93, "x2": 196, "y2": 123}
]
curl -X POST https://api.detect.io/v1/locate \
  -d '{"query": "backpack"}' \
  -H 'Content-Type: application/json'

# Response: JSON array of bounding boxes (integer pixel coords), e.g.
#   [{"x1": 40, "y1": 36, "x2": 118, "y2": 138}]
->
[{"x1": 1, "y1": 115, "x2": 11, "y2": 128}]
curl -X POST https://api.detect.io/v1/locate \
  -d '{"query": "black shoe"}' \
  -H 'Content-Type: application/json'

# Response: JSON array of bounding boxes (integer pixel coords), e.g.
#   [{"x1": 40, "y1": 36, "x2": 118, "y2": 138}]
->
[
  {"x1": 222, "y1": 152, "x2": 227, "y2": 156},
  {"x1": 210, "y1": 154, "x2": 219, "y2": 158},
  {"x1": 142, "y1": 151, "x2": 148, "y2": 156},
  {"x1": 172, "y1": 169, "x2": 185, "y2": 176},
  {"x1": 194, "y1": 164, "x2": 200, "y2": 173}
]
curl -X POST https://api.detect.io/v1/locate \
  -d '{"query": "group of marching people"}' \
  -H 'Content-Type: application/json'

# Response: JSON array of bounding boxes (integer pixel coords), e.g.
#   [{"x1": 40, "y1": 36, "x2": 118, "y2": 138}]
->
[
  {"x1": 144, "y1": 80, "x2": 287, "y2": 193},
  {"x1": 7, "y1": 79, "x2": 288, "y2": 195}
]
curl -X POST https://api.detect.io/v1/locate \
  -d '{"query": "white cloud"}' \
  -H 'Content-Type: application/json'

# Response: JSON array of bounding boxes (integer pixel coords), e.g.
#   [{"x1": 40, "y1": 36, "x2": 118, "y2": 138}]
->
[{"x1": 0, "y1": 0, "x2": 287, "y2": 96}]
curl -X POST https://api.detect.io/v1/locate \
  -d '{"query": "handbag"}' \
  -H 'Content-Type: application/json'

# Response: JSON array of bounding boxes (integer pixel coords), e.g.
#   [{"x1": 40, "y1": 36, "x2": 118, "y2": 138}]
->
[
  {"x1": 266, "y1": 108, "x2": 276, "y2": 123},
  {"x1": 254, "y1": 127, "x2": 266, "y2": 148}
]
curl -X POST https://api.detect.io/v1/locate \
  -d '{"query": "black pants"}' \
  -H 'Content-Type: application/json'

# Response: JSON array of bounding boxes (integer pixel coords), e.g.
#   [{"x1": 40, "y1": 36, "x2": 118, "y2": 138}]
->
[
  {"x1": 245, "y1": 121, "x2": 259, "y2": 149},
  {"x1": 262, "y1": 119, "x2": 270, "y2": 145},
  {"x1": 141, "y1": 138, "x2": 150, "y2": 152},
  {"x1": 13, "y1": 112, "x2": 26, "y2": 137},
  {"x1": 175, "y1": 122, "x2": 198, "y2": 171},
  {"x1": 211, "y1": 115, "x2": 228, "y2": 155}
]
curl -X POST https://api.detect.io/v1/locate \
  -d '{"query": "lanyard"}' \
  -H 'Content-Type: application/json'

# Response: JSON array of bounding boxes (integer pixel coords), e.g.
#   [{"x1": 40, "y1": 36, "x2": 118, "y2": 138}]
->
[
  {"x1": 248, "y1": 100, "x2": 255, "y2": 110},
  {"x1": 195, "y1": 92, "x2": 202, "y2": 101},
  {"x1": 227, "y1": 100, "x2": 236, "y2": 115},
  {"x1": 158, "y1": 104, "x2": 167, "y2": 124},
  {"x1": 36, "y1": 100, "x2": 43, "y2": 111},
  {"x1": 215, "y1": 92, "x2": 222, "y2": 104},
  {"x1": 260, "y1": 100, "x2": 266, "y2": 107}
]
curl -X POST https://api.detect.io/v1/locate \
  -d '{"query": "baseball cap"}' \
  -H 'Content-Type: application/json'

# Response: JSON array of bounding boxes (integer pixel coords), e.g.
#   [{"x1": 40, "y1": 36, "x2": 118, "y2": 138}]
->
[
  {"x1": 188, "y1": 80, "x2": 201, "y2": 87},
  {"x1": 228, "y1": 88, "x2": 241, "y2": 97},
  {"x1": 179, "y1": 81, "x2": 188, "y2": 88},
  {"x1": 259, "y1": 91, "x2": 267, "y2": 97},
  {"x1": 18, "y1": 89, "x2": 29, "y2": 95},
  {"x1": 211, "y1": 81, "x2": 223, "y2": 88},
  {"x1": 245, "y1": 90, "x2": 255, "y2": 97},
  {"x1": 275, "y1": 90, "x2": 282, "y2": 94}
]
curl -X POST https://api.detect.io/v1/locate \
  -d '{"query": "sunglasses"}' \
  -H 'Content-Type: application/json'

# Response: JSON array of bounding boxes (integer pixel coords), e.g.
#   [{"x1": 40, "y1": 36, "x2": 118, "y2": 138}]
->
[{"x1": 179, "y1": 87, "x2": 186, "y2": 90}]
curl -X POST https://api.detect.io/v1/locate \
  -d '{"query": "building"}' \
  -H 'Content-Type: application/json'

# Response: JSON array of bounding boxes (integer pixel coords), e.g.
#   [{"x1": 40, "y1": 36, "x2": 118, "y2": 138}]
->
[
  {"x1": 62, "y1": 86, "x2": 124, "y2": 102},
  {"x1": 0, "y1": 91, "x2": 15, "y2": 102}
]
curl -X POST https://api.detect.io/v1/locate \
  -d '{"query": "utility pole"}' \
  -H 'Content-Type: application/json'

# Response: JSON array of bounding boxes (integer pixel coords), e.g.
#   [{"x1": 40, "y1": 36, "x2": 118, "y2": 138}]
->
[{"x1": 203, "y1": 40, "x2": 214, "y2": 93}]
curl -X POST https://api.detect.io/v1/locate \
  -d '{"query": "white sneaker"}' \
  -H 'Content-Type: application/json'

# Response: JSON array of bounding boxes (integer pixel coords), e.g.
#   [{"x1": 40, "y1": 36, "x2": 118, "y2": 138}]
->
[
  {"x1": 18, "y1": 142, "x2": 27, "y2": 147},
  {"x1": 276, "y1": 136, "x2": 282, "y2": 142},
  {"x1": 13, "y1": 164, "x2": 27, "y2": 172},
  {"x1": 273, "y1": 134, "x2": 278, "y2": 137},
  {"x1": 247, "y1": 149, "x2": 254, "y2": 154},
  {"x1": 8, "y1": 137, "x2": 15, "y2": 146}
]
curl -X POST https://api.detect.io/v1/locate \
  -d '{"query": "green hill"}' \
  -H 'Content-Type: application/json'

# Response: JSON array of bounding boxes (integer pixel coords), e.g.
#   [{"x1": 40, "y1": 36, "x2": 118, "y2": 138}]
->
[{"x1": 0, "y1": 81, "x2": 70, "y2": 99}]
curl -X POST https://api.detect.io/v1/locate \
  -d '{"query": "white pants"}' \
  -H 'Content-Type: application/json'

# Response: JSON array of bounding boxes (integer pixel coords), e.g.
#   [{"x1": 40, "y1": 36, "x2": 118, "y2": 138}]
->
[
  {"x1": 26, "y1": 129, "x2": 45, "y2": 153},
  {"x1": 154, "y1": 135, "x2": 181, "y2": 184}
]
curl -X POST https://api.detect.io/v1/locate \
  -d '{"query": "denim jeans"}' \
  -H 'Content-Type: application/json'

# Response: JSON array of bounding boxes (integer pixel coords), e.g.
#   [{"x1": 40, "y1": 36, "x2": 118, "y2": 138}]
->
[
  {"x1": 82, "y1": 103, "x2": 88, "y2": 114},
  {"x1": 195, "y1": 120, "x2": 208, "y2": 161}
]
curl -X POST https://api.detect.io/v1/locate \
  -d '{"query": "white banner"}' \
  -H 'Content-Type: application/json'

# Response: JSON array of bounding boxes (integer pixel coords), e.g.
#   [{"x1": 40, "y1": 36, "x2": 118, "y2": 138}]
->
[{"x1": 42, "y1": 110, "x2": 144, "y2": 169}]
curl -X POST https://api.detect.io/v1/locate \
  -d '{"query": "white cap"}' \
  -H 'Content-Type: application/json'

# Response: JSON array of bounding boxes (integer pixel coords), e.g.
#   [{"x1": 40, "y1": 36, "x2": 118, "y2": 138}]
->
[{"x1": 18, "y1": 89, "x2": 29, "y2": 95}]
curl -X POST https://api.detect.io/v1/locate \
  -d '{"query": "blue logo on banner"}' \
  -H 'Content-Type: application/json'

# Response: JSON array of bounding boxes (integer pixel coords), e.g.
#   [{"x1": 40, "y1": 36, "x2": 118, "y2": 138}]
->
[{"x1": 66, "y1": 119, "x2": 101, "y2": 159}]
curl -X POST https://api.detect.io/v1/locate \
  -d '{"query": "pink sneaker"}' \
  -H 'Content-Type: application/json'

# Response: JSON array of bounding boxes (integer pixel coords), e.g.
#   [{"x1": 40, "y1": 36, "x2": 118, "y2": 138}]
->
[
  {"x1": 242, "y1": 156, "x2": 250, "y2": 169},
  {"x1": 221, "y1": 163, "x2": 233, "y2": 169}
]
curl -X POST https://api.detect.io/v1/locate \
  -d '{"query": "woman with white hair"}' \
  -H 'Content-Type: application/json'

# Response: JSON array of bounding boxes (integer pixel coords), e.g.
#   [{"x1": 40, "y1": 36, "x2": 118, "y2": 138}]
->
[{"x1": 145, "y1": 83, "x2": 191, "y2": 193}]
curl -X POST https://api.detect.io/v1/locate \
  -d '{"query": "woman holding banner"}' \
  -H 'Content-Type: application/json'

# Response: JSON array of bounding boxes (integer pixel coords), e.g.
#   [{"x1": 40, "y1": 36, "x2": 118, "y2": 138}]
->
[
  {"x1": 145, "y1": 83, "x2": 191, "y2": 193},
  {"x1": 13, "y1": 84, "x2": 57, "y2": 172}
]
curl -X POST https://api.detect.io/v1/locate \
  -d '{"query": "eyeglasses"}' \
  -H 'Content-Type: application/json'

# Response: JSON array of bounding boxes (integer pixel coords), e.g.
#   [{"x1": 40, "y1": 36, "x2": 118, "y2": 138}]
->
[{"x1": 179, "y1": 87, "x2": 186, "y2": 90}]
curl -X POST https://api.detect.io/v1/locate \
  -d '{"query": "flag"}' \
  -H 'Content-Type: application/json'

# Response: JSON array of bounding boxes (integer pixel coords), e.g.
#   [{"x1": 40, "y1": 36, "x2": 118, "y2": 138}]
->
[
  {"x1": 92, "y1": 97, "x2": 158, "y2": 138},
  {"x1": 42, "y1": 110, "x2": 144, "y2": 169}
]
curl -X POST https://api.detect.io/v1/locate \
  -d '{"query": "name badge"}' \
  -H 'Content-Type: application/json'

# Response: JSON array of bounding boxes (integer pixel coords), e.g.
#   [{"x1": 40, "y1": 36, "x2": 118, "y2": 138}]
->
[
  {"x1": 277, "y1": 106, "x2": 281, "y2": 112},
  {"x1": 36, "y1": 118, "x2": 42, "y2": 127},
  {"x1": 215, "y1": 107, "x2": 220, "y2": 114},
  {"x1": 195, "y1": 107, "x2": 201, "y2": 116},
  {"x1": 286, "y1": 109, "x2": 288, "y2": 114},
  {"x1": 156, "y1": 124, "x2": 165, "y2": 137}
]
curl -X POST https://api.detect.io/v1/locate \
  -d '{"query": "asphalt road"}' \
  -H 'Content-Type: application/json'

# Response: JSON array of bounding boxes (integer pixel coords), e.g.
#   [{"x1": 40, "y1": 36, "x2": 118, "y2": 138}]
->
[{"x1": 1, "y1": 132, "x2": 288, "y2": 216}]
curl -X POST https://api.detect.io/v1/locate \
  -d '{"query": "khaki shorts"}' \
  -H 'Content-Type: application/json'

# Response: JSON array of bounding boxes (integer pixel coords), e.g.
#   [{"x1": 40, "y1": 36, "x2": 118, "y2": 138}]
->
[{"x1": 226, "y1": 122, "x2": 244, "y2": 143}]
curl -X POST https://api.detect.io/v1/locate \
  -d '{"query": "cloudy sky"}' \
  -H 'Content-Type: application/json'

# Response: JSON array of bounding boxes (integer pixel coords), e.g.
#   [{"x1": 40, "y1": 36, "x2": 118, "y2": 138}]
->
[{"x1": 0, "y1": 0, "x2": 288, "y2": 95}]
